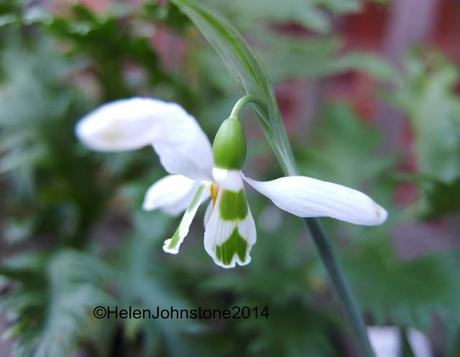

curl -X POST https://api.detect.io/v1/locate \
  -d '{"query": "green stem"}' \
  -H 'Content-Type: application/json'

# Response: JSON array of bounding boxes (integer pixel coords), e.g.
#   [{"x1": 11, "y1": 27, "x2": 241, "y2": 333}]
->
[
  {"x1": 234, "y1": 95, "x2": 375, "y2": 357},
  {"x1": 230, "y1": 95, "x2": 265, "y2": 119},
  {"x1": 305, "y1": 218, "x2": 375, "y2": 357}
]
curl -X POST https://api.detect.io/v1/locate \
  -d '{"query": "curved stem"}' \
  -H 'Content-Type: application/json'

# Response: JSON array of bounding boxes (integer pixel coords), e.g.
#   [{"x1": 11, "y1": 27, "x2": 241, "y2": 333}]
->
[
  {"x1": 305, "y1": 218, "x2": 375, "y2": 357},
  {"x1": 230, "y1": 95, "x2": 265, "y2": 119}
]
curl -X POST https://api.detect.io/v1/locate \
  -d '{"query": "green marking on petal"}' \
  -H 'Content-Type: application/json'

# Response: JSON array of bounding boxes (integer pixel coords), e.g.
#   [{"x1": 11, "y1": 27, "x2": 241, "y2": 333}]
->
[
  {"x1": 164, "y1": 228, "x2": 180, "y2": 252},
  {"x1": 187, "y1": 185, "x2": 205, "y2": 212},
  {"x1": 215, "y1": 227, "x2": 248, "y2": 266},
  {"x1": 219, "y1": 189, "x2": 248, "y2": 220}
]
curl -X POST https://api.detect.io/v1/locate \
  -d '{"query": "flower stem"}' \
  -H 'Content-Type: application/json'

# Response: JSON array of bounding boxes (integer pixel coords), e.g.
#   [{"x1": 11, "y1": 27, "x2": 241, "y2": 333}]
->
[
  {"x1": 304, "y1": 218, "x2": 375, "y2": 357},
  {"x1": 230, "y1": 95, "x2": 265, "y2": 119},
  {"x1": 233, "y1": 94, "x2": 375, "y2": 356}
]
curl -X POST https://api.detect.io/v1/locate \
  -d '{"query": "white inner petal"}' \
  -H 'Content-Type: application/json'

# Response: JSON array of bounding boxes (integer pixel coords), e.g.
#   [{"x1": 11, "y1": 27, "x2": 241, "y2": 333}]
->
[
  {"x1": 212, "y1": 168, "x2": 244, "y2": 190},
  {"x1": 203, "y1": 186, "x2": 256, "y2": 269}
]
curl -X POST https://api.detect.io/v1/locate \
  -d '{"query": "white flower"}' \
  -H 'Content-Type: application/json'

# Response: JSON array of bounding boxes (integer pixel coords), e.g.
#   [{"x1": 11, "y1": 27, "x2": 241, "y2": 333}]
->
[{"x1": 76, "y1": 97, "x2": 387, "y2": 269}]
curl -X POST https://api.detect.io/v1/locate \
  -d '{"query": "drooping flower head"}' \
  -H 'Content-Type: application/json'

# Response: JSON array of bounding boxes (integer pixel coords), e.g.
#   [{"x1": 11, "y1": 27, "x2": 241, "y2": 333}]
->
[{"x1": 76, "y1": 97, "x2": 387, "y2": 268}]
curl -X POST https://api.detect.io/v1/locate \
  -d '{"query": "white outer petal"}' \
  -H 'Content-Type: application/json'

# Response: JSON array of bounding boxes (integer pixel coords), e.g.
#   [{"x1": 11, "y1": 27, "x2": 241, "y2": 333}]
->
[
  {"x1": 142, "y1": 175, "x2": 199, "y2": 216},
  {"x1": 76, "y1": 97, "x2": 213, "y2": 180},
  {"x1": 76, "y1": 98, "x2": 161, "y2": 151},
  {"x1": 244, "y1": 175, "x2": 387, "y2": 226}
]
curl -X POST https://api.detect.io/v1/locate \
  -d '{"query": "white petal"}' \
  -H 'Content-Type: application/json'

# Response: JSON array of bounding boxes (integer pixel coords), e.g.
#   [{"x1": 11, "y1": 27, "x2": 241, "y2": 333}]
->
[
  {"x1": 204, "y1": 205, "x2": 256, "y2": 269},
  {"x1": 212, "y1": 167, "x2": 244, "y2": 190},
  {"x1": 76, "y1": 98, "x2": 166, "y2": 151},
  {"x1": 244, "y1": 175, "x2": 387, "y2": 226},
  {"x1": 203, "y1": 202, "x2": 213, "y2": 226},
  {"x1": 76, "y1": 97, "x2": 214, "y2": 180},
  {"x1": 368, "y1": 327, "x2": 400, "y2": 357},
  {"x1": 163, "y1": 183, "x2": 210, "y2": 254},
  {"x1": 143, "y1": 175, "x2": 201, "y2": 216},
  {"x1": 203, "y1": 179, "x2": 256, "y2": 269}
]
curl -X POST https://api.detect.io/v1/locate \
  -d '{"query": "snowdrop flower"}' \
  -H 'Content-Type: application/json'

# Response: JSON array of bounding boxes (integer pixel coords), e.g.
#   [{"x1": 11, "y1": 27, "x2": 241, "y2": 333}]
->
[{"x1": 76, "y1": 97, "x2": 387, "y2": 268}]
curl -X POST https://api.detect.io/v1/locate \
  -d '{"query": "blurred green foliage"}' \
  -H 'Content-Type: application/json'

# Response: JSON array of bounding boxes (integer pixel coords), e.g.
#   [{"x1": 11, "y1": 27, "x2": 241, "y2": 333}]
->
[
  {"x1": 394, "y1": 53, "x2": 460, "y2": 222},
  {"x1": 396, "y1": 52, "x2": 460, "y2": 184},
  {"x1": 0, "y1": 1, "x2": 459, "y2": 356}
]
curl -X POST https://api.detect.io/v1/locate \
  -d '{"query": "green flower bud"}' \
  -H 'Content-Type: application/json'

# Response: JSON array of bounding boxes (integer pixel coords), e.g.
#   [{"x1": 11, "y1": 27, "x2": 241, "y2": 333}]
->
[{"x1": 212, "y1": 117, "x2": 247, "y2": 170}]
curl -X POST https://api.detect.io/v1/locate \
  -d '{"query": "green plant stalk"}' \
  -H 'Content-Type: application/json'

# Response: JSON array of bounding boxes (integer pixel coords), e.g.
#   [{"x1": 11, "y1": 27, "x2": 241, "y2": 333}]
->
[
  {"x1": 232, "y1": 87, "x2": 376, "y2": 354},
  {"x1": 171, "y1": 1, "x2": 375, "y2": 355},
  {"x1": 235, "y1": 96, "x2": 375, "y2": 357},
  {"x1": 304, "y1": 218, "x2": 375, "y2": 357},
  {"x1": 229, "y1": 95, "x2": 265, "y2": 119}
]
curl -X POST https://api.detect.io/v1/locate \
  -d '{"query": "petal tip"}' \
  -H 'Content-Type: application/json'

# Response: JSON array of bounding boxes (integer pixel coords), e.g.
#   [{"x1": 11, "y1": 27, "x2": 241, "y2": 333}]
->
[
  {"x1": 142, "y1": 200, "x2": 154, "y2": 211},
  {"x1": 163, "y1": 239, "x2": 180, "y2": 255},
  {"x1": 374, "y1": 203, "x2": 388, "y2": 225},
  {"x1": 212, "y1": 255, "x2": 252, "y2": 269}
]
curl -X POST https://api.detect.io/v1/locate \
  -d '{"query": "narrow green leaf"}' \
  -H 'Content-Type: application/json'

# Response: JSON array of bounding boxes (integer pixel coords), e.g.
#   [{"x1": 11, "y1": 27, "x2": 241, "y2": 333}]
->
[{"x1": 171, "y1": 0, "x2": 297, "y2": 175}]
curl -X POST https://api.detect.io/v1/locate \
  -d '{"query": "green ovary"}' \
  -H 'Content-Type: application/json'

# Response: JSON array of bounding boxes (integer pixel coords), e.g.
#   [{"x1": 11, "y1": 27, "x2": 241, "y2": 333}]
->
[
  {"x1": 219, "y1": 189, "x2": 248, "y2": 220},
  {"x1": 215, "y1": 227, "x2": 248, "y2": 265},
  {"x1": 212, "y1": 118, "x2": 247, "y2": 170}
]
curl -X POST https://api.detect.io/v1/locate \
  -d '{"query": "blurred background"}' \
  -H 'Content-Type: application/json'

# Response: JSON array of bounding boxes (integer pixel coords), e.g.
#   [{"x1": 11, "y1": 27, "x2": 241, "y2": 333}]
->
[{"x1": 0, "y1": 0, "x2": 459, "y2": 356}]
